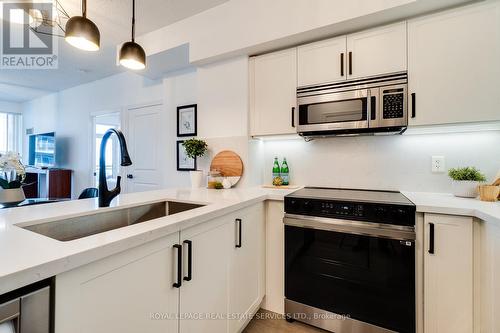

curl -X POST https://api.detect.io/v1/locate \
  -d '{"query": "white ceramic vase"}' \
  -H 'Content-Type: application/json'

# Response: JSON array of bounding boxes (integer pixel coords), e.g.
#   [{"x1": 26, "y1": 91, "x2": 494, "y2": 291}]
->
[
  {"x1": 190, "y1": 170, "x2": 204, "y2": 188},
  {"x1": 0, "y1": 188, "x2": 26, "y2": 204},
  {"x1": 451, "y1": 180, "x2": 481, "y2": 198}
]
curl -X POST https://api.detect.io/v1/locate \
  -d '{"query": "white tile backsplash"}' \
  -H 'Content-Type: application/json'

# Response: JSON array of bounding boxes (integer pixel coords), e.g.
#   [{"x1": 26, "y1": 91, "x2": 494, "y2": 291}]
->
[{"x1": 255, "y1": 131, "x2": 500, "y2": 192}]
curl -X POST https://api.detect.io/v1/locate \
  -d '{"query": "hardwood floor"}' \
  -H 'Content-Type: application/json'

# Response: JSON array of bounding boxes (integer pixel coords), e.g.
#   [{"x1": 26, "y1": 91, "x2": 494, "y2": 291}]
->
[{"x1": 243, "y1": 309, "x2": 328, "y2": 333}]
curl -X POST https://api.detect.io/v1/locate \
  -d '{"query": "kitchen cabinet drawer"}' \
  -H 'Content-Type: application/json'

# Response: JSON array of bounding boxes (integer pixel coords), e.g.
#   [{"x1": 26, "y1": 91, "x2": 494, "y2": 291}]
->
[
  {"x1": 346, "y1": 22, "x2": 407, "y2": 80},
  {"x1": 250, "y1": 48, "x2": 297, "y2": 136},
  {"x1": 297, "y1": 36, "x2": 347, "y2": 87},
  {"x1": 408, "y1": 2, "x2": 500, "y2": 126},
  {"x1": 423, "y1": 213, "x2": 473, "y2": 333}
]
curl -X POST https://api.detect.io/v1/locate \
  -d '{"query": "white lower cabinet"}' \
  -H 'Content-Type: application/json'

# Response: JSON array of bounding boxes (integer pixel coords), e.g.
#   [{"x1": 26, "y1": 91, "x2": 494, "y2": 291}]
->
[
  {"x1": 55, "y1": 233, "x2": 180, "y2": 333},
  {"x1": 228, "y1": 203, "x2": 265, "y2": 332},
  {"x1": 179, "y1": 215, "x2": 233, "y2": 333},
  {"x1": 55, "y1": 203, "x2": 265, "y2": 333},
  {"x1": 423, "y1": 213, "x2": 473, "y2": 333}
]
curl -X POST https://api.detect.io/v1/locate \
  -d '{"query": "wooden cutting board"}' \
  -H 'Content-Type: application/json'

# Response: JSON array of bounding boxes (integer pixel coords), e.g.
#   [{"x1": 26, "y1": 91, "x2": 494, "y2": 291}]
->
[{"x1": 210, "y1": 150, "x2": 243, "y2": 177}]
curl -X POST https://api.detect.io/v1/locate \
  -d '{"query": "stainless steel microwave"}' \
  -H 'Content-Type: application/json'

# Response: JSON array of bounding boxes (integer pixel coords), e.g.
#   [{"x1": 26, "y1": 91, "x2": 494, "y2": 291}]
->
[{"x1": 296, "y1": 73, "x2": 408, "y2": 138}]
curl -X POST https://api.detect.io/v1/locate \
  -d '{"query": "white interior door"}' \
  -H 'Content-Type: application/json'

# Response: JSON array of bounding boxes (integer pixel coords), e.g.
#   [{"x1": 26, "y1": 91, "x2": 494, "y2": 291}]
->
[{"x1": 125, "y1": 103, "x2": 163, "y2": 193}]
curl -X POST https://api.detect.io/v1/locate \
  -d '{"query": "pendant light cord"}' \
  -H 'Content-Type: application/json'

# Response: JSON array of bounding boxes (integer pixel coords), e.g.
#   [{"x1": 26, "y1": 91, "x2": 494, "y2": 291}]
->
[
  {"x1": 82, "y1": 0, "x2": 86, "y2": 18},
  {"x1": 131, "y1": 0, "x2": 135, "y2": 42}
]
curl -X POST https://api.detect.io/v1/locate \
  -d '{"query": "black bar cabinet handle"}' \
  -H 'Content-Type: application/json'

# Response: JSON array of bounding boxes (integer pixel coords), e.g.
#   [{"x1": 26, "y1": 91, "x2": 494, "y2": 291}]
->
[
  {"x1": 348, "y1": 51, "x2": 353, "y2": 75},
  {"x1": 370, "y1": 96, "x2": 377, "y2": 120},
  {"x1": 183, "y1": 240, "x2": 192, "y2": 281},
  {"x1": 428, "y1": 223, "x2": 435, "y2": 254},
  {"x1": 235, "y1": 219, "x2": 242, "y2": 248},
  {"x1": 340, "y1": 53, "x2": 344, "y2": 76},
  {"x1": 411, "y1": 93, "x2": 416, "y2": 118},
  {"x1": 291, "y1": 107, "x2": 295, "y2": 128},
  {"x1": 173, "y1": 244, "x2": 182, "y2": 288}
]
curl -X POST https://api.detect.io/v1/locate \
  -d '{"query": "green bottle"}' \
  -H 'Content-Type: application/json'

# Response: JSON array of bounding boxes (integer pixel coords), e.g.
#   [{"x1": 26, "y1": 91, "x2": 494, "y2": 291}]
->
[
  {"x1": 280, "y1": 158, "x2": 289, "y2": 185},
  {"x1": 272, "y1": 157, "x2": 281, "y2": 181}
]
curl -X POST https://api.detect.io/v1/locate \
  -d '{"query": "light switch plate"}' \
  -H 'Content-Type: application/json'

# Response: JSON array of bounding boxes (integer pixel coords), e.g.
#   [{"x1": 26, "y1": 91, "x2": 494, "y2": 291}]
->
[{"x1": 432, "y1": 156, "x2": 445, "y2": 173}]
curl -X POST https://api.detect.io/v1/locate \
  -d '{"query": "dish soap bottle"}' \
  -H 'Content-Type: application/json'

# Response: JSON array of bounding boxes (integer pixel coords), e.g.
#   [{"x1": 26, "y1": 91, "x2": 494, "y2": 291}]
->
[
  {"x1": 272, "y1": 157, "x2": 282, "y2": 186},
  {"x1": 281, "y1": 158, "x2": 289, "y2": 185}
]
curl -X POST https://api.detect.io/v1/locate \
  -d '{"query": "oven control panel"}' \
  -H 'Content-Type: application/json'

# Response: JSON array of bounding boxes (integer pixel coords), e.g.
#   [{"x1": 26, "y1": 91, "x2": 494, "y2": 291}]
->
[{"x1": 285, "y1": 198, "x2": 415, "y2": 226}]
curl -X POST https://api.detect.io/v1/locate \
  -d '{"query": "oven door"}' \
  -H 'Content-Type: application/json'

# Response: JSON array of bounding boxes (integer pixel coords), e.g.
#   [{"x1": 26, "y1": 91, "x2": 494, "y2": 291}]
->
[
  {"x1": 297, "y1": 89, "x2": 369, "y2": 133},
  {"x1": 284, "y1": 215, "x2": 416, "y2": 333}
]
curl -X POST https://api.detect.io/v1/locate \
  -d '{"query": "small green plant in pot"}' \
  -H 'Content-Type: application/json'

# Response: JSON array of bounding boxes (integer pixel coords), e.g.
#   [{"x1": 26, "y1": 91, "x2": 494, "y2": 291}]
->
[
  {"x1": 182, "y1": 139, "x2": 208, "y2": 188},
  {"x1": 0, "y1": 152, "x2": 27, "y2": 205},
  {"x1": 448, "y1": 167, "x2": 487, "y2": 198}
]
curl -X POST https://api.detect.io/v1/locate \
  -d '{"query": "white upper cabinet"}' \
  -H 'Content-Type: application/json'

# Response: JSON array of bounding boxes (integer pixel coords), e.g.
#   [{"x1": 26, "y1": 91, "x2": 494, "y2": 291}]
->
[
  {"x1": 296, "y1": 22, "x2": 407, "y2": 87},
  {"x1": 297, "y1": 36, "x2": 347, "y2": 87},
  {"x1": 408, "y1": 2, "x2": 500, "y2": 126},
  {"x1": 423, "y1": 214, "x2": 473, "y2": 333},
  {"x1": 250, "y1": 48, "x2": 297, "y2": 136},
  {"x1": 346, "y1": 22, "x2": 407, "y2": 80}
]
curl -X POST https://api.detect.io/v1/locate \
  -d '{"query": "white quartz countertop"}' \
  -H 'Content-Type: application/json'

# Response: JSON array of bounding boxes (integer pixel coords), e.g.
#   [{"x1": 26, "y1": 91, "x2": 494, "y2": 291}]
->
[
  {"x1": 2, "y1": 186, "x2": 498, "y2": 296},
  {"x1": 0, "y1": 187, "x2": 295, "y2": 295},
  {"x1": 403, "y1": 191, "x2": 500, "y2": 224}
]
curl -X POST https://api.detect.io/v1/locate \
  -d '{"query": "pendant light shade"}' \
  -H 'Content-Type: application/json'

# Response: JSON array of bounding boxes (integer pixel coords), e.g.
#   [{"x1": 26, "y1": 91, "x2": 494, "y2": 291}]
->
[
  {"x1": 65, "y1": 0, "x2": 100, "y2": 51},
  {"x1": 119, "y1": 0, "x2": 146, "y2": 70},
  {"x1": 119, "y1": 41, "x2": 146, "y2": 70}
]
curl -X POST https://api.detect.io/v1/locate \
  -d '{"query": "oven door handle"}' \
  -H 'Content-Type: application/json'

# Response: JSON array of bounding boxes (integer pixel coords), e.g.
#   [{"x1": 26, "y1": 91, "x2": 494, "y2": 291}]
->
[{"x1": 284, "y1": 214, "x2": 415, "y2": 241}]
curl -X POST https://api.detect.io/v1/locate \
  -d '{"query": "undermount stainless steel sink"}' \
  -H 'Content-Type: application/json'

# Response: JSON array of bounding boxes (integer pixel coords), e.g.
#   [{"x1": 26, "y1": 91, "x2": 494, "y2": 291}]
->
[{"x1": 21, "y1": 201, "x2": 204, "y2": 241}]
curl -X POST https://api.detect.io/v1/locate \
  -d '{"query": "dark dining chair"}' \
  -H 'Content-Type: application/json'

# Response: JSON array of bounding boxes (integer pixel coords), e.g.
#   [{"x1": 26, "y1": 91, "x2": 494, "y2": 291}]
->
[{"x1": 78, "y1": 188, "x2": 99, "y2": 200}]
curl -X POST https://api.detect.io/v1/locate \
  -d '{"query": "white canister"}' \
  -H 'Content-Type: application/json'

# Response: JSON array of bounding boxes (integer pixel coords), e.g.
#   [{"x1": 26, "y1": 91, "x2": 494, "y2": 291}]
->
[
  {"x1": 451, "y1": 180, "x2": 481, "y2": 198},
  {"x1": 190, "y1": 170, "x2": 204, "y2": 188}
]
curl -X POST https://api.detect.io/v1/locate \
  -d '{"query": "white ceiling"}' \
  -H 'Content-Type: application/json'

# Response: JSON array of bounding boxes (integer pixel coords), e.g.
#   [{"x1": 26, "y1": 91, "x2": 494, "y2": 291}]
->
[{"x1": 0, "y1": 0, "x2": 230, "y2": 103}]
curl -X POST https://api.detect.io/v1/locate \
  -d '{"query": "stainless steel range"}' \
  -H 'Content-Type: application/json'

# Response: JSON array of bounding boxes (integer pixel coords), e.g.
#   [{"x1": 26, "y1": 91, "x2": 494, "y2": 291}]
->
[{"x1": 284, "y1": 187, "x2": 416, "y2": 333}]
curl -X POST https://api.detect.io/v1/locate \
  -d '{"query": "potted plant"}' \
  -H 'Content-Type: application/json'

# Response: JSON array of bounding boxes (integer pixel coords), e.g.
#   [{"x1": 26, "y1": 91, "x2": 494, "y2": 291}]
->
[
  {"x1": 448, "y1": 166, "x2": 487, "y2": 198},
  {"x1": 182, "y1": 139, "x2": 208, "y2": 188},
  {"x1": 0, "y1": 152, "x2": 26, "y2": 205}
]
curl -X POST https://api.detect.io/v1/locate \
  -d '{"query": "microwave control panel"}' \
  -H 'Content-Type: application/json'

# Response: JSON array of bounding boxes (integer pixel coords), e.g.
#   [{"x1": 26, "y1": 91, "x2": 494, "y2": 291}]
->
[{"x1": 382, "y1": 88, "x2": 405, "y2": 119}]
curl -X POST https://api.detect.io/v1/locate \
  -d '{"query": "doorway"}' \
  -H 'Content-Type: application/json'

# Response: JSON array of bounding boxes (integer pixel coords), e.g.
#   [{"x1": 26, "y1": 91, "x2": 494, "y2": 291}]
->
[{"x1": 92, "y1": 113, "x2": 121, "y2": 189}]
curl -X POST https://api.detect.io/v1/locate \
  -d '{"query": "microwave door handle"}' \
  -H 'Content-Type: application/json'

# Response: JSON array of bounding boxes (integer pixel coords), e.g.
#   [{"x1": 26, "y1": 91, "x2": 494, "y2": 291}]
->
[{"x1": 371, "y1": 96, "x2": 377, "y2": 121}]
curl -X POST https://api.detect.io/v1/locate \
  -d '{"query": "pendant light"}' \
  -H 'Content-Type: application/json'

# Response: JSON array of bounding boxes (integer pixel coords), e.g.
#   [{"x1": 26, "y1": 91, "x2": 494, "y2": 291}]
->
[
  {"x1": 119, "y1": 0, "x2": 146, "y2": 70},
  {"x1": 65, "y1": 0, "x2": 100, "y2": 51}
]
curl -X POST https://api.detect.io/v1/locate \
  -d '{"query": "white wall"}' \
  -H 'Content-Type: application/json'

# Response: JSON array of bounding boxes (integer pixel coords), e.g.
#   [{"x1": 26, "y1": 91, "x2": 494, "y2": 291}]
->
[
  {"x1": 258, "y1": 131, "x2": 500, "y2": 193},
  {"x1": 0, "y1": 100, "x2": 21, "y2": 114},
  {"x1": 22, "y1": 72, "x2": 163, "y2": 197},
  {"x1": 140, "y1": 0, "x2": 471, "y2": 64},
  {"x1": 163, "y1": 69, "x2": 198, "y2": 188}
]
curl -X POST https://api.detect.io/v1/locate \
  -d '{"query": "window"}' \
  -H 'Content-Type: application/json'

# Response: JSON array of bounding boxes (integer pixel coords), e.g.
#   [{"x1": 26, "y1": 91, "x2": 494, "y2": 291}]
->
[{"x1": 0, "y1": 112, "x2": 22, "y2": 154}]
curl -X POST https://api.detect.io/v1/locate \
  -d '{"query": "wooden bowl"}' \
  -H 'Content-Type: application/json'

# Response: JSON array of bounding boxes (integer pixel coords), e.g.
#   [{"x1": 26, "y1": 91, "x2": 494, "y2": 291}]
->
[{"x1": 478, "y1": 185, "x2": 500, "y2": 202}]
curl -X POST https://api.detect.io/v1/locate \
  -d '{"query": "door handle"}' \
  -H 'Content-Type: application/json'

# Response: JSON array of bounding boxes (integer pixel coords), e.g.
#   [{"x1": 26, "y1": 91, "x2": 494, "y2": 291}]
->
[
  {"x1": 411, "y1": 93, "x2": 416, "y2": 118},
  {"x1": 348, "y1": 51, "x2": 353, "y2": 75},
  {"x1": 126, "y1": 174, "x2": 134, "y2": 179},
  {"x1": 428, "y1": 223, "x2": 435, "y2": 254},
  {"x1": 235, "y1": 219, "x2": 242, "y2": 248},
  {"x1": 340, "y1": 53, "x2": 344, "y2": 76},
  {"x1": 183, "y1": 240, "x2": 192, "y2": 281},
  {"x1": 173, "y1": 244, "x2": 182, "y2": 288},
  {"x1": 291, "y1": 107, "x2": 295, "y2": 128}
]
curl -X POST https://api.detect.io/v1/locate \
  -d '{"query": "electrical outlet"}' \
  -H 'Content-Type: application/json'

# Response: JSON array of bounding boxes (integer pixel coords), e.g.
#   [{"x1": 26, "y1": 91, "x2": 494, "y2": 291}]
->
[{"x1": 432, "y1": 156, "x2": 445, "y2": 173}]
